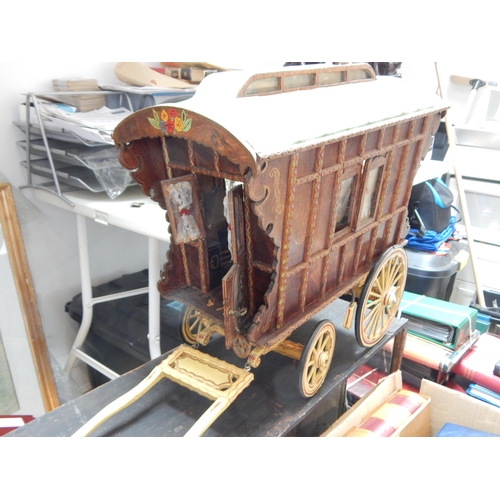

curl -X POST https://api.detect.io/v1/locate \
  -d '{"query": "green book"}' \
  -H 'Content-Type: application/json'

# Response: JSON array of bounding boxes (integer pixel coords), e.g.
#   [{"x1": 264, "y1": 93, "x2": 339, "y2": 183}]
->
[{"x1": 398, "y1": 291, "x2": 478, "y2": 350}]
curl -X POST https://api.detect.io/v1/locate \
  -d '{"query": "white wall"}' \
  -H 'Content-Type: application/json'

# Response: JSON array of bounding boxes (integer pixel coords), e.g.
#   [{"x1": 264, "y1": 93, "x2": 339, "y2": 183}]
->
[{"x1": 0, "y1": 63, "x2": 153, "y2": 395}]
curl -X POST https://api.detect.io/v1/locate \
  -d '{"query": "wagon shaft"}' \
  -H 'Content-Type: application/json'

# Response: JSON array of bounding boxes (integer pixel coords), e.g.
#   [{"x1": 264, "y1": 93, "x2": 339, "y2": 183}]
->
[{"x1": 73, "y1": 345, "x2": 254, "y2": 437}]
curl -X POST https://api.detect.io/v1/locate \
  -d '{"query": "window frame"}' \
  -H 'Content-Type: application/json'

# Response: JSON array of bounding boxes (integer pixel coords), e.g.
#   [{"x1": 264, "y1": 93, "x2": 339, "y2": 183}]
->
[{"x1": 354, "y1": 156, "x2": 387, "y2": 232}]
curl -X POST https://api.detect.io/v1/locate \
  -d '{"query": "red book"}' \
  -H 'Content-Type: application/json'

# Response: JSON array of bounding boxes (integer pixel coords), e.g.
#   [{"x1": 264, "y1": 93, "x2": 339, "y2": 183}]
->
[
  {"x1": 444, "y1": 377, "x2": 467, "y2": 394},
  {"x1": 347, "y1": 364, "x2": 418, "y2": 403},
  {"x1": 347, "y1": 364, "x2": 399, "y2": 401},
  {"x1": 451, "y1": 333, "x2": 500, "y2": 393},
  {"x1": 0, "y1": 415, "x2": 34, "y2": 436},
  {"x1": 345, "y1": 389, "x2": 428, "y2": 437}
]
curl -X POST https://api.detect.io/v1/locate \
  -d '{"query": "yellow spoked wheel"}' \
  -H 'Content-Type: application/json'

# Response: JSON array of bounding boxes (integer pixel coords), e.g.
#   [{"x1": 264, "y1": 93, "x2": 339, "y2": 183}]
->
[
  {"x1": 180, "y1": 306, "x2": 213, "y2": 345},
  {"x1": 298, "y1": 320, "x2": 336, "y2": 398},
  {"x1": 355, "y1": 246, "x2": 407, "y2": 348}
]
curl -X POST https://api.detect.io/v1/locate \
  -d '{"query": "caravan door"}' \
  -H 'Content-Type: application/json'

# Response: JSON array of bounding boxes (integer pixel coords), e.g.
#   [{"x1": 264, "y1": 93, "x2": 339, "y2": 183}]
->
[{"x1": 222, "y1": 184, "x2": 249, "y2": 354}]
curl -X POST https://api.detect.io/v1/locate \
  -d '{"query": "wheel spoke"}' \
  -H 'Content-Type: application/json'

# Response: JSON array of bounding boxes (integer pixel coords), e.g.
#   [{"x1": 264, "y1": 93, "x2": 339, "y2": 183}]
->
[
  {"x1": 393, "y1": 259, "x2": 404, "y2": 285},
  {"x1": 367, "y1": 290, "x2": 383, "y2": 300},
  {"x1": 307, "y1": 366, "x2": 319, "y2": 385},
  {"x1": 386, "y1": 259, "x2": 400, "y2": 288},
  {"x1": 378, "y1": 266, "x2": 387, "y2": 292},
  {"x1": 392, "y1": 270, "x2": 403, "y2": 287},
  {"x1": 190, "y1": 317, "x2": 200, "y2": 331},
  {"x1": 365, "y1": 297, "x2": 382, "y2": 309},
  {"x1": 373, "y1": 276, "x2": 384, "y2": 294},
  {"x1": 306, "y1": 360, "x2": 315, "y2": 371},
  {"x1": 364, "y1": 300, "x2": 381, "y2": 322},
  {"x1": 319, "y1": 334, "x2": 329, "y2": 352},
  {"x1": 364, "y1": 301, "x2": 383, "y2": 337}
]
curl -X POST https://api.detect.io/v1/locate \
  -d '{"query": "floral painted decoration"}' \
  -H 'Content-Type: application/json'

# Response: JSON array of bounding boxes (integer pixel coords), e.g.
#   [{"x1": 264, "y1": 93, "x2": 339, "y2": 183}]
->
[{"x1": 148, "y1": 108, "x2": 192, "y2": 134}]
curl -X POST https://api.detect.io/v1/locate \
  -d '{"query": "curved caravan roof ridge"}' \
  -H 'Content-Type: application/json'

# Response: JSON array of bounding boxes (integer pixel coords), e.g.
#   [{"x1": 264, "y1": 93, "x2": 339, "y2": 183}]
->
[{"x1": 114, "y1": 63, "x2": 448, "y2": 166}]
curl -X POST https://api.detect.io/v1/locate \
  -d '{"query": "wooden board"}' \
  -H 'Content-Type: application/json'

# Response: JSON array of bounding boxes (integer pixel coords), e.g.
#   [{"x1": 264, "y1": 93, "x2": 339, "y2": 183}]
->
[{"x1": 7, "y1": 299, "x2": 407, "y2": 437}]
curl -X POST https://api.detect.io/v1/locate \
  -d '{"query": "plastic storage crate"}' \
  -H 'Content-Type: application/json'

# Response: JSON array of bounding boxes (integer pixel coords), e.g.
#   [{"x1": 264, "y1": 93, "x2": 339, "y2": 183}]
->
[{"x1": 404, "y1": 241, "x2": 468, "y2": 301}]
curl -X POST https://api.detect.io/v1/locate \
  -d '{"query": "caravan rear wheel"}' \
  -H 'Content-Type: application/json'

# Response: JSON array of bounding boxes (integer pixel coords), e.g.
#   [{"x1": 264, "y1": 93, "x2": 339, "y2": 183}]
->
[{"x1": 355, "y1": 246, "x2": 407, "y2": 348}]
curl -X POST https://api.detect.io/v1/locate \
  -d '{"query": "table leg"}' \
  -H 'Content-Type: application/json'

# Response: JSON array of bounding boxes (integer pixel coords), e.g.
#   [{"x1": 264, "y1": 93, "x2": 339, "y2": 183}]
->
[
  {"x1": 148, "y1": 237, "x2": 161, "y2": 359},
  {"x1": 65, "y1": 214, "x2": 93, "y2": 375},
  {"x1": 390, "y1": 327, "x2": 408, "y2": 373},
  {"x1": 65, "y1": 219, "x2": 162, "y2": 379}
]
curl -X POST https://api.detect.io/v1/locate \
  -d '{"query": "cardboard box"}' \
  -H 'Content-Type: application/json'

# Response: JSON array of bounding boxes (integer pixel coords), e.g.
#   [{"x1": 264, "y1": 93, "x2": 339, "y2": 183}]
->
[
  {"x1": 322, "y1": 371, "x2": 431, "y2": 437},
  {"x1": 322, "y1": 370, "x2": 500, "y2": 437},
  {"x1": 419, "y1": 378, "x2": 500, "y2": 436}
]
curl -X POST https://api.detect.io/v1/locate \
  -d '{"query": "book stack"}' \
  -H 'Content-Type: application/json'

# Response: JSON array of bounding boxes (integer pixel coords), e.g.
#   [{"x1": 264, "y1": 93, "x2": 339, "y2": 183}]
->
[
  {"x1": 397, "y1": 330, "x2": 480, "y2": 375},
  {"x1": 344, "y1": 389, "x2": 428, "y2": 437},
  {"x1": 346, "y1": 363, "x2": 418, "y2": 406},
  {"x1": 450, "y1": 332, "x2": 500, "y2": 393},
  {"x1": 445, "y1": 332, "x2": 500, "y2": 409},
  {"x1": 51, "y1": 78, "x2": 106, "y2": 112},
  {"x1": 383, "y1": 292, "x2": 482, "y2": 388},
  {"x1": 359, "y1": 330, "x2": 480, "y2": 391},
  {"x1": 399, "y1": 291, "x2": 478, "y2": 350}
]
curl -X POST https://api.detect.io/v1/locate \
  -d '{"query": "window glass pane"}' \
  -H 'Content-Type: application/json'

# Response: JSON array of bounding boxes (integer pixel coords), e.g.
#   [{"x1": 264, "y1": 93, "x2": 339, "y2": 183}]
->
[
  {"x1": 336, "y1": 176, "x2": 355, "y2": 231},
  {"x1": 349, "y1": 69, "x2": 372, "y2": 81},
  {"x1": 319, "y1": 71, "x2": 346, "y2": 85},
  {"x1": 245, "y1": 77, "x2": 279, "y2": 95},
  {"x1": 360, "y1": 167, "x2": 382, "y2": 221},
  {"x1": 284, "y1": 73, "x2": 315, "y2": 89}
]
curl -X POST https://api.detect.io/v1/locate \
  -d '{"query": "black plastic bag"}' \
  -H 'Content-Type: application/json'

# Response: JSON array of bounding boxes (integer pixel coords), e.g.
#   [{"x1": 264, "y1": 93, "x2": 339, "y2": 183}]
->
[{"x1": 408, "y1": 177, "x2": 459, "y2": 234}]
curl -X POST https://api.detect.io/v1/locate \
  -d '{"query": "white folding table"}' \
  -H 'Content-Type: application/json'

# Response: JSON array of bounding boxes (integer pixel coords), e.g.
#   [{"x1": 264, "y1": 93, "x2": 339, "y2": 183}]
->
[{"x1": 33, "y1": 185, "x2": 170, "y2": 380}]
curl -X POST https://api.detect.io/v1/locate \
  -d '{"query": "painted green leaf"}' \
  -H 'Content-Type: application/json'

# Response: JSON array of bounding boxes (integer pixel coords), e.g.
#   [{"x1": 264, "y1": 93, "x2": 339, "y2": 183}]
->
[
  {"x1": 183, "y1": 118, "x2": 192, "y2": 132},
  {"x1": 148, "y1": 117, "x2": 160, "y2": 128},
  {"x1": 148, "y1": 110, "x2": 161, "y2": 129}
]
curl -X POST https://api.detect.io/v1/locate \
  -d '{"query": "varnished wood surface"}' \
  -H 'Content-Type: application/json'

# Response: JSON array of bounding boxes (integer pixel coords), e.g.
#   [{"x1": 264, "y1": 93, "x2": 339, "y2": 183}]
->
[{"x1": 8, "y1": 299, "x2": 406, "y2": 437}]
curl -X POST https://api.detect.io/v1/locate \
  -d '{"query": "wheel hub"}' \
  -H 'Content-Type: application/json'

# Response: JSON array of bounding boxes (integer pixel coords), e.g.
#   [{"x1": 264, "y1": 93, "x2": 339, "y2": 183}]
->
[
  {"x1": 383, "y1": 286, "x2": 398, "y2": 306},
  {"x1": 316, "y1": 351, "x2": 329, "y2": 369}
]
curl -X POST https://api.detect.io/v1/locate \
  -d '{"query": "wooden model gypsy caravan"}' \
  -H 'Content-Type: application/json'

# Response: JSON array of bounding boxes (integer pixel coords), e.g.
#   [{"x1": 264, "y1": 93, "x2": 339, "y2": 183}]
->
[{"x1": 85, "y1": 64, "x2": 448, "y2": 436}]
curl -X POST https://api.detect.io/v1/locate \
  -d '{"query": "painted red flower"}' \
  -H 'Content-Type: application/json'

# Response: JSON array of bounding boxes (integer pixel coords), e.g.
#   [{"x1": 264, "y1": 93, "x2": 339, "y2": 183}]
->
[
  {"x1": 168, "y1": 108, "x2": 178, "y2": 118},
  {"x1": 165, "y1": 121, "x2": 175, "y2": 134}
]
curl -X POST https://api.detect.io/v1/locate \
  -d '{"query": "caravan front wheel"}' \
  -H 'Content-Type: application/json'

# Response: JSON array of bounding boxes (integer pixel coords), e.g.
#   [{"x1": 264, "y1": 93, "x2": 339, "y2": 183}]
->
[{"x1": 298, "y1": 320, "x2": 336, "y2": 398}]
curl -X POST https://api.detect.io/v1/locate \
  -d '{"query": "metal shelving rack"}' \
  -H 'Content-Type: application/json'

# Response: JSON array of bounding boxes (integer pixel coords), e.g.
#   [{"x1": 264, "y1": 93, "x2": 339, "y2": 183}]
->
[{"x1": 16, "y1": 91, "x2": 133, "y2": 206}]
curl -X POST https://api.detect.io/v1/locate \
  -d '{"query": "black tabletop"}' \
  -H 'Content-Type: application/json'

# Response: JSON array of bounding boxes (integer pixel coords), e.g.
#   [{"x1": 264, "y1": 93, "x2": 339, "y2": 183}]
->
[{"x1": 8, "y1": 299, "x2": 406, "y2": 437}]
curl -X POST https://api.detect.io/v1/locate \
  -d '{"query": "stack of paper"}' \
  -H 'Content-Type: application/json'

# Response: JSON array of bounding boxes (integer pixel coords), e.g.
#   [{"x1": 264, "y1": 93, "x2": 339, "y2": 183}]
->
[
  {"x1": 52, "y1": 78, "x2": 106, "y2": 112},
  {"x1": 22, "y1": 99, "x2": 132, "y2": 145}
]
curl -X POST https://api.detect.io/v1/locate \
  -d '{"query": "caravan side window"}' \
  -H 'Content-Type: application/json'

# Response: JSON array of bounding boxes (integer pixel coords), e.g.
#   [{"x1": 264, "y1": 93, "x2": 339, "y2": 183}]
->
[
  {"x1": 356, "y1": 156, "x2": 386, "y2": 229},
  {"x1": 335, "y1": 165, "x2": 360, "y2": 234}
]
